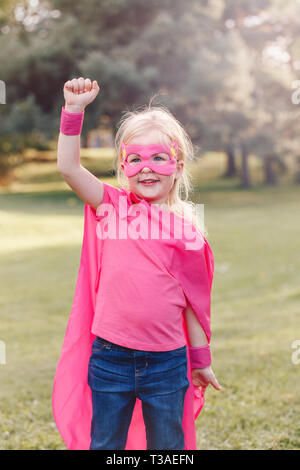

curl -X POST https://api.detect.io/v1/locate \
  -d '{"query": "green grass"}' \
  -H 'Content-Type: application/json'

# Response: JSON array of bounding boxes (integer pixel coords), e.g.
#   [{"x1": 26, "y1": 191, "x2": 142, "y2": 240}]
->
[{"x1": 0, "y1": 150, "x2": 299, "y2": 449}]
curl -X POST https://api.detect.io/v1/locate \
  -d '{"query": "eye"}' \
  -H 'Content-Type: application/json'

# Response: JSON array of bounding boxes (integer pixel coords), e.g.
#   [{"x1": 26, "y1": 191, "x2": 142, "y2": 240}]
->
[
  {"x1": 153, "y1": 153, "x2": 169, "y2": 162},
  {"x1": 127, "y1": 154, "x2": 140, "y2": 163}
]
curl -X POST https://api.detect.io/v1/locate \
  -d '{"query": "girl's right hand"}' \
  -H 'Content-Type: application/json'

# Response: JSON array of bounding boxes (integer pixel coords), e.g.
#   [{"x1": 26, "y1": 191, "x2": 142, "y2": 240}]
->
[
  {"x1": 63, "y1": 77, "x2": 100, "y2": 112},
  {"x1": 191, "y1": 366, "x2": 222, "y2": 391}
]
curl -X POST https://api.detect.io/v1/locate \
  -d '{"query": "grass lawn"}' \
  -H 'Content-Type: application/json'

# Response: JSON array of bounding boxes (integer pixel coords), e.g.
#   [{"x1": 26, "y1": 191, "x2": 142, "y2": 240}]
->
[{"x1": 0, "y1": 149, "x2": 299, "y2": 449}]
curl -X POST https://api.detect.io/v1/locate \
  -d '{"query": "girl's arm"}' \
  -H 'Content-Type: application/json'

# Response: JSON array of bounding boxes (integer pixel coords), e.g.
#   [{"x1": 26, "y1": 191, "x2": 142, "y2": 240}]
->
[
  {"x1": 57, "y1": 78, "x2": 104, "y2": 211},
  {"x1": 184, "y1": 302, "x2": 222, "y2": 390},
  {"x1": 183, "y1": 301, "x2": 208, "y2": 347}
]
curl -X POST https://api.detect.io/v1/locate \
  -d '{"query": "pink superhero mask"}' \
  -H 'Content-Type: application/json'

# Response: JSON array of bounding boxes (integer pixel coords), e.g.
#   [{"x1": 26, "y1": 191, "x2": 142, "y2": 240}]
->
[{"x1": 121, "y1": 140, "x2": 178, "y2": 177}]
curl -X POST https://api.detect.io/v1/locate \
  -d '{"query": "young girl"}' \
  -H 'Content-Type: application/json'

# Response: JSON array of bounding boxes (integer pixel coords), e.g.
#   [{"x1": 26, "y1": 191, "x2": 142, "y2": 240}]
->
[{"x1": 53, "y1": 77, "x2": 221, "y2": 451}]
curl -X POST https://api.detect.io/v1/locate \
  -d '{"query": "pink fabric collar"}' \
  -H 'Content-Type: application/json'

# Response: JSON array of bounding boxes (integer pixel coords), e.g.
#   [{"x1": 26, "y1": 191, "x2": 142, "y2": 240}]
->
[{"x1": 129, "y1": 190, "x2": 143, "y2": 204}]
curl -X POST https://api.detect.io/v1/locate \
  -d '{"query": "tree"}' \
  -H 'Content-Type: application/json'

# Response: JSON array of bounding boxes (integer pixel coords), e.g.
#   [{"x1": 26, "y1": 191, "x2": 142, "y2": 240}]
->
[{"x1": 1, "y1": 0, "x2": 300, "y2": 191}]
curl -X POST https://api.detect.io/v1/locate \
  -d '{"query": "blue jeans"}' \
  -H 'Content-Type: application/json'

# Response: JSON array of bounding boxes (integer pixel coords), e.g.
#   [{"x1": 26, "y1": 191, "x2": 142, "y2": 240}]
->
[{"x1": 87, "y1": 336, "x2": 190, "y2": 450}]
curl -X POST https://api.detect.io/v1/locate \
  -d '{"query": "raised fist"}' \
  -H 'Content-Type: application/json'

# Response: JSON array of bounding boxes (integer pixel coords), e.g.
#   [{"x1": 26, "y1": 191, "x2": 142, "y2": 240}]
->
[{"x1": 63, "y1": 77, "x2": 100, "y2": 112}]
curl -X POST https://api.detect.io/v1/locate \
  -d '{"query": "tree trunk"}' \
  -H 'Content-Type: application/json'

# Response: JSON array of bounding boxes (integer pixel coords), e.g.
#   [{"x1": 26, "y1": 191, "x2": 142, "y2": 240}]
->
[
  {"x1": 295, "y1": 156, "x2": 300, "y2": 184},
  {"x1": 223, "y1": 143, "x2": 237, "y2": 178},
  {"x1": 263, "y1": 153, "x2": 277, "y2": 185},
  {"x1": 240, "y1": 142, "x2": 251, "y2": 188},
  {"x1": 81, "y1": 132, "x2": 89, "y2": 148}
]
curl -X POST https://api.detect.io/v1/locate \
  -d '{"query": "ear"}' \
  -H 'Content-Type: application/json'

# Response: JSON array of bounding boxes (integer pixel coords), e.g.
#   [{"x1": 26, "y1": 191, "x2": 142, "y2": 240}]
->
[{"x1": 175, "y1": 160, "x2": 184, "y2": 179}]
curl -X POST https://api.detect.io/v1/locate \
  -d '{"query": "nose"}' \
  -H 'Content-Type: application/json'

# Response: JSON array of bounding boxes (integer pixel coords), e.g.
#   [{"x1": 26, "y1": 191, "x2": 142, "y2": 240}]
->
[{"x1": 141, "y1": 166, "x2": 153, "y2": 172}]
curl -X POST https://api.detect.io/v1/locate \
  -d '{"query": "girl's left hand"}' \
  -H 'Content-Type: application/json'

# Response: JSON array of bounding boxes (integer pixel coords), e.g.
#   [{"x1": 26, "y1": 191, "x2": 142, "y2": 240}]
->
[{"x1": 192, "y1": 366, "x2": 222, "y2": 391}]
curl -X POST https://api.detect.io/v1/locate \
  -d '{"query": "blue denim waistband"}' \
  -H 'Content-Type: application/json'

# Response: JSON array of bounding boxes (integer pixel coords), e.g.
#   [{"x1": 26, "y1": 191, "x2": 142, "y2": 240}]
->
[
  {"x1": 95, "y1": 336, "x2": 187, "y2": 354},
  {"x1": 95, "y1": 336, "x2": 141, "y2": 352}
]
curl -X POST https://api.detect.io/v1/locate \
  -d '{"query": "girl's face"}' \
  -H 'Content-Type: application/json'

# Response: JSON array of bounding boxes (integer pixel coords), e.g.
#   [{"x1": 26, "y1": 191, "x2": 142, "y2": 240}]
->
[{"x1": 120, "y1": 129, "x2": 184, "y2": 205}]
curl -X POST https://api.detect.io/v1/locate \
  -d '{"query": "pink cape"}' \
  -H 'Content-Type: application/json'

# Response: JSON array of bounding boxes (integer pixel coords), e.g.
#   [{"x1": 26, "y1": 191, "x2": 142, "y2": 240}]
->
[{"x1": 52, "y1": 199, "x2": 214, "y2": 450}]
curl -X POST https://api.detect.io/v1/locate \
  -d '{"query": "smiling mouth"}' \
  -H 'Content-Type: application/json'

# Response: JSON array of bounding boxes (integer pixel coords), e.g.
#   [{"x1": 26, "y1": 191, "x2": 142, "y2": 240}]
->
[{"x1": 139, "y1": 180, "x2": 159, "y2": 185}]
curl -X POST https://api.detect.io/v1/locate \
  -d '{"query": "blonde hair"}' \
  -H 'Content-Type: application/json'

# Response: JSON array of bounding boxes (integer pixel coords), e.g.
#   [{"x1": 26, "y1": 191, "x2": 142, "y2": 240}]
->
[{"x1": 114, "y1": 99, "x2": 208, "y2": 237}]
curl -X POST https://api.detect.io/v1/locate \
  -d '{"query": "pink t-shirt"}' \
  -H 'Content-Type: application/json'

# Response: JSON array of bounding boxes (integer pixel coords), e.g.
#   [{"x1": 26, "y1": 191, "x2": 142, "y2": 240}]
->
[{"x1": 91, "y1": 182, "x2": 188, "y2": 351}]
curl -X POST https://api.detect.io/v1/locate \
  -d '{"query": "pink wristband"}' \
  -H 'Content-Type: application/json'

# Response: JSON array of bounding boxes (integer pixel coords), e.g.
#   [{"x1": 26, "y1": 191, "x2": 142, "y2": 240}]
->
[
  {"x1": 60, "y1": 105, "x2": 84, "y2": 135},
  {"x1": 189, "y1": 344, "x2": 212, "y2": 368}
]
